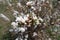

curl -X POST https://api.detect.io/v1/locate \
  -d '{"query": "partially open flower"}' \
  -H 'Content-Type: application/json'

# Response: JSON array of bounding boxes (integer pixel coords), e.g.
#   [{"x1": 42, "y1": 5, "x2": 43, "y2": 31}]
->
[
  {"x1": 15, "y1": 16, "x2": 22, "y2": 22},
  {"x1": 26, "y1": 1, "x2": 35, "y2": 6}
]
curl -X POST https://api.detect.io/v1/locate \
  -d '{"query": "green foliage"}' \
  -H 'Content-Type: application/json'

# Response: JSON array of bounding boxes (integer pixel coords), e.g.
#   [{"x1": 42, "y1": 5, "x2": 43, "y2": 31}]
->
[
  {"x1": 0, "y1": 25, "x2": 2, "y2": 29},
  {"x1": 2, "y1": 32, "x2": 12, "y2": 40},
  {"x1": 0, "y1": 4, "x2": 7, "y2": 13},
  {"x1": 57, "y1": 35, "x2": 60, "y2": 40},
  {"x1": 46, "y1": 28, "x2": 53, "y2": 37}
]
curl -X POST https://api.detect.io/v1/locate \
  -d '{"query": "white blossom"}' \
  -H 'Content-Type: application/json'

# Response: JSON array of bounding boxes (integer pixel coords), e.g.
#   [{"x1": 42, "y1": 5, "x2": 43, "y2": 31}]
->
[
  {"x1": 25, "y1": 34, "x2": 28, "y2": 38},
  {"x1": 18, "y1": 27, "x2": 25, "y2": 32},
  {"x1": 17, "y1": 2, "x2": 22, "y2": 7},
  {"x1": 26, "y1": 1, "x2": 35, "y2": 6},
  {"x1": 11, "y1": 22, "x2": 18, "y2": 29},
  {"x1": 15, "y1": 38, "x2": 23, "y2": 40},
  {"x1": 20, "y1": 12, "x2": 24, "y2": 16},
  {"x1": 26, "y1": 14, "x2": 29, "y2": 17},
  {"x1": 24, "y1": 15, "x2": 28, "y2": 21},
  {"x1": 31, "y1": 6, "x2": 36, "y2": 10},
  {"x1": 13, "y1": 10, "x2": 19, "y2": 14},
  {"x1": 39, "y1": 17, "x2": 43, "y2": 22},
  {"x1": 15, "y1": 15, "x2": 26, "y2": 23},
  {"x1": 23, "y1": 26, "x2": 27, "y2": 30},
  {"x1": 33, "y1": 32, "x2": 37, "y2": 37},
  {"x1": 46, "y1": 1, "x2": 49, "y2": 4},
  {"x1": 0, "y1": 14, "x2": 10, "y2": 21},
  {"x1": 8, "y1": 3, "x2": 12, "y2": 7},
  {"x1": 34, "y1": 25, "x2": 37, "y2": 29},
  {"x1": 15, "y1": 38, "x2": 18, "y2": 40},
  {"x1": 24, "y1": 38, "x2": 27, "y2": 40},
  {"x1": 48, "y1": 38, "x2": 52, "y2": 40},
  {"x1": 36, "y1": 20, "x2": 40, "y2": 25},
  {"x1": 15, "y1": 16, "x2": 22, "y2": 22},
  {"x1": 9, "y1": 29, "x2": 13, "y2": 32},
  {"x1": 39, "y1": 7, "x2": 41, "y2": 11}
]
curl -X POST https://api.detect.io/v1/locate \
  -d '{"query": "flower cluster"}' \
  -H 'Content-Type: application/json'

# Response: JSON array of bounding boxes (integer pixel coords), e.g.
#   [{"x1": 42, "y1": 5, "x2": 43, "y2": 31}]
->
[
  {"x1": 4, "y1": 0, "x2": 59, "y2": 40},
  {"x1": 8, "y1": 0, "x2": 46, "y2": 40}
]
